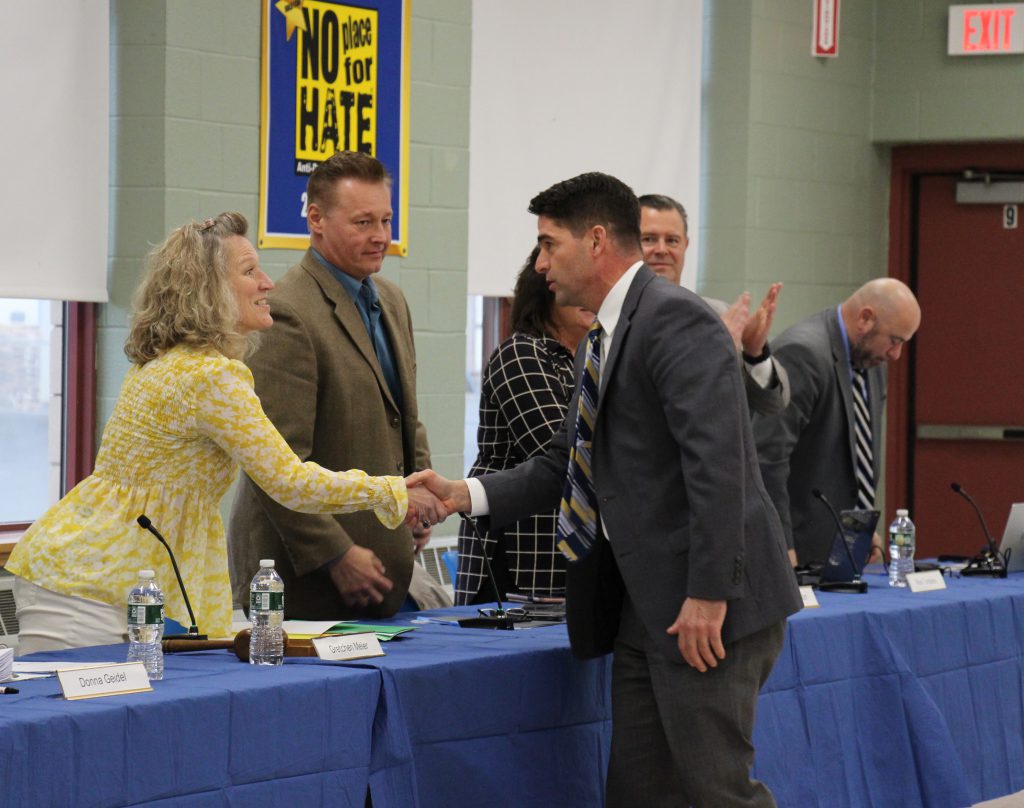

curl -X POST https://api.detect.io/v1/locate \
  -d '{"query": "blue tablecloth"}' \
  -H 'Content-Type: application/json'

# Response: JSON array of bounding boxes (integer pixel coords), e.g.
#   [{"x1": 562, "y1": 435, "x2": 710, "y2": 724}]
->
[
  {"x1": 4, "y1": 574, "x2": 1024, "y2": 807},
  {"x1": 0, "y1": 644, "x2": 383, "y2": 806},
  {"x1": 757, "y1": 572, "x2": 1024, "y2": 808},
  {"x1": 0, "y1": 618, "x2": 612, "y2": 808}
]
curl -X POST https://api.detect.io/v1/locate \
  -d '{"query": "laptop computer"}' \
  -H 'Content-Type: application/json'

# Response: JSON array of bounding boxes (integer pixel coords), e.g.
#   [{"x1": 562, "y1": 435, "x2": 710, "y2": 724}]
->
[
  {"x1": 998, "y1": 502, "x2": 1024, "y2": 572},
  {"x1": 797, "y1": 508, "x2": 879, "y2": 586},
  {"x1": 821, "y1": 508, "x2": 879, "y2": 583}
]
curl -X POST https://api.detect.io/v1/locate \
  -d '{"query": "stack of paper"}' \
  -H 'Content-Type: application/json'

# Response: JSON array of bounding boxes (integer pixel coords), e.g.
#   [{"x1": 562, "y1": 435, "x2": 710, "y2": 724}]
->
[
  {"x1": 282, "y1": 620, "x2": 415, "y2": 642},
  {"x1": 0, "y1": 646, "x2": 13, "y2": 682}
]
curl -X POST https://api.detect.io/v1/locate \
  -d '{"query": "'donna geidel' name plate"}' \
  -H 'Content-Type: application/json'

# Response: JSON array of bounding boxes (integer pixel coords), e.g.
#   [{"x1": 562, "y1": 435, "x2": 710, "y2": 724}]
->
[
  {"x1": 312, "y1": 632, "x2": 384, "y2": 661},
  {"x1": 58, "y1": 662, "x2": 152, "y2": 700}
]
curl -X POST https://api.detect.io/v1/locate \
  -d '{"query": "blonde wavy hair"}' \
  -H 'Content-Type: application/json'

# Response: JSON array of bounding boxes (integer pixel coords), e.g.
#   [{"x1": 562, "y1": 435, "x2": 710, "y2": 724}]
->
[{"x1": 125, "y1": 212, "x2": 258, "y2": 364}]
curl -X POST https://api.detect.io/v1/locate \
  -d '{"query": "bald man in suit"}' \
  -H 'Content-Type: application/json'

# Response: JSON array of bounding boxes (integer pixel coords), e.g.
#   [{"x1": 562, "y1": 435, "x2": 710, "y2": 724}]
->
[{"x1": 751, "y1": 279, "x2": 921, "y2": 565}]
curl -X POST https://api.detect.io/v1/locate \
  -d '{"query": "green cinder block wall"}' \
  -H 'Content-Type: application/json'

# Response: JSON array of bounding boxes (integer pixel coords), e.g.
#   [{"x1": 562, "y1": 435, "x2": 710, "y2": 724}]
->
[
  {"x1": 700, "y1": 0, "x2": 1024, "y2": 333},
  {"x1": 106, "y1": 0, "x2": 470, "y2": 537}
]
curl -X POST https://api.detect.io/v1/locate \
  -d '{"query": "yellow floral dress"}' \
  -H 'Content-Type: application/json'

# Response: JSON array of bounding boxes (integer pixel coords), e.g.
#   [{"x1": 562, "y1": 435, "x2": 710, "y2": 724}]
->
[{"x1": 7, "y1": 345, "x2": 407, "y2": 639}]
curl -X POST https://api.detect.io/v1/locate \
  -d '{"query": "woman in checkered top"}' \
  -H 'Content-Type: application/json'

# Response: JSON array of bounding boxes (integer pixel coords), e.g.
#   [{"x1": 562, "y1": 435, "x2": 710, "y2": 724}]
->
[{"x1": 455, "y1": 248, "x2": 593, "y2": 605}]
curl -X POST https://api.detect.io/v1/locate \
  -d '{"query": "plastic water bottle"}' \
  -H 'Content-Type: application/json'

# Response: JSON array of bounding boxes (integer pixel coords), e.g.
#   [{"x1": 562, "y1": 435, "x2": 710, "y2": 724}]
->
[
  {"x1": 127, "y1": 570, "x2": 164, "y2": 680},
  {"x1": 249, "y1": 559, "x2": 284, "y2": 666},
  {"x1": 888, "y1": 509, "x2": 916, "y2": 587}
]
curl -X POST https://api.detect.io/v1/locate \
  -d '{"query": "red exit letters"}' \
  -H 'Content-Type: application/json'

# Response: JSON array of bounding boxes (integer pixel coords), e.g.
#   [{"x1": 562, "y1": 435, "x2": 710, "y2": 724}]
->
[{"x1": 963, "y1": 7, "x2": 1015, "y2": 51}]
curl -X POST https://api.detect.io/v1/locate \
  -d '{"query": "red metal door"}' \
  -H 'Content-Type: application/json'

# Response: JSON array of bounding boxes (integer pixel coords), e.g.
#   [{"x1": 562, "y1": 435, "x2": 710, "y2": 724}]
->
[{"x1": 912, "y1": 174, "x2": 1024, "y2": 556}]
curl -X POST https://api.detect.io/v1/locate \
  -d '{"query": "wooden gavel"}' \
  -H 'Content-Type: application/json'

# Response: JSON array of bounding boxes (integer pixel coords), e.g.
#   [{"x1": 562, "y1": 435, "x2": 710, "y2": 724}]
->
[{"x1": 162, "y1": 628, "x2": 316, "y2": 662}]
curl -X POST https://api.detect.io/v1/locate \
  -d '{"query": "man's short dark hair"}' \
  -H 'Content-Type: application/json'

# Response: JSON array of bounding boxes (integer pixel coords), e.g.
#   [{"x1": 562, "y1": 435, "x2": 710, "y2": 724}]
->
[
  {"x1": 307, "y1": 151, "x2": 391, "y2": 212},
  {"x1": 529, "y1": 172, "x2": 641, "y2": 250},
  {"x1": 638, "y1": 193, "x2": 689, "y2": 236}
]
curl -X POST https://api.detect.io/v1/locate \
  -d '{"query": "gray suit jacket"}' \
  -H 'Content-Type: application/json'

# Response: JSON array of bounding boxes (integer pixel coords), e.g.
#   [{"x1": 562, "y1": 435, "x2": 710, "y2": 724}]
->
[
  {"x1": 480, "y1": 266, "x2": 801, "y2": 662},
  {"x1": 751, "y1": 307, "x2": 886, "y2": 563},
  {"x1": 227, "y1": 250, "x2": 429, "y2": 619}
]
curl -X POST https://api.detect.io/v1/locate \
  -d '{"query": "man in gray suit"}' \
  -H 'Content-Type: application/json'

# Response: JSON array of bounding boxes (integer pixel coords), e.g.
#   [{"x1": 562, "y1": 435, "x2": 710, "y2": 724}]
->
[
  {"x1": 413, "y1": 173, "x2": 801, "y2": 807},
  {"x1": 639, "y1": 193, "x2": 790, "y2": 416},
  {"x1": 228, "y1": 151, "x2": 435, "y2": 619},
  {"x1": 751, "y1": 279, "x2": 921, "y2": 565}
]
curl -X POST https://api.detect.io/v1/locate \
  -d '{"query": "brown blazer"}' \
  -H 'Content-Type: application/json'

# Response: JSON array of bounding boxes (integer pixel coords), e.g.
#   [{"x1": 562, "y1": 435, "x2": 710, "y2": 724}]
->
[{"x1": 227, "y1": 250, "x2": 430, "y2": 619}]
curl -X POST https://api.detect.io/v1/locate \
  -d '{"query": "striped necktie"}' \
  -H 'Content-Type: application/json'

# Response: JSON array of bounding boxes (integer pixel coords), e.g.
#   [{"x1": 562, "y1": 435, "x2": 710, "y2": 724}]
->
[
  {"x1": 556, "y1": 320, "x2": 602, "y2": 562},
  {"x1": 851, "y1": 369, "x2": 875, "y2": 510}
]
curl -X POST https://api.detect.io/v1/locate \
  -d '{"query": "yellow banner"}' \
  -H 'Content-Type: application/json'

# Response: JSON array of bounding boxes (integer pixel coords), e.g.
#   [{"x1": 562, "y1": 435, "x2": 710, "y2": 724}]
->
[{"x1": 294, "y1": 1, "x2": 379, "y2": 164}]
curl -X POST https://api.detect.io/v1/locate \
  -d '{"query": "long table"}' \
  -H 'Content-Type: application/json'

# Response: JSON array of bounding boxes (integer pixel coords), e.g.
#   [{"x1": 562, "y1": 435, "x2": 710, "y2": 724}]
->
[{"x1": 4, "y1": 574, "x2": 1024, "y2": 807}]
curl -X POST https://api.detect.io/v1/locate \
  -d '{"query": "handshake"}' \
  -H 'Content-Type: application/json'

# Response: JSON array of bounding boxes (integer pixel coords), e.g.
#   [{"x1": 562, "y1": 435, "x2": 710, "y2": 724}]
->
[{"x1": 400, "y1": 470, "x2": 472, "y2": 529}]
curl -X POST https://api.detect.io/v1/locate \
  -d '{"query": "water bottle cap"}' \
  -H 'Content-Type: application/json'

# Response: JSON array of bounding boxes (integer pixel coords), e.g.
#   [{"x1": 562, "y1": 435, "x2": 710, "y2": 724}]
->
[
  {"x1": 259, "y1": 559, "x2": 275, "y2": 568},
  {"x1": 139, "y1": 570, "x2": 155, "y2": 578},
  {"x1": 896, "y1": 509, "x2": 909, "y2": 517}
]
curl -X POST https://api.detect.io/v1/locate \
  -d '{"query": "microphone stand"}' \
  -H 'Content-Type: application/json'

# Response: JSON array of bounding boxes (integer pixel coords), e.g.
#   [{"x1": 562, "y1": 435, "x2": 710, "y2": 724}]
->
[
  {"x1": 137, "y1": 515, "x2": 207, "y2": 639},
  {"x1": 950, "y1": 483, "x2": 1009, "y2": 578},
  {"x1": 455, "y1": 513, "x2": 517, "y2": 629},
  {"x1": 811, "y1": 489, "x2": 868, "y2": 593}
]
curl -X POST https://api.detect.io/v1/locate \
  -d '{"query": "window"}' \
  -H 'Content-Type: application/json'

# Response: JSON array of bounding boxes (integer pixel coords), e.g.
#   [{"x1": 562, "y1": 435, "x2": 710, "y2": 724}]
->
[
  {"x1": 464, "y1": 296, "x2": 508, "y2": 473},
  {"x1": 0, "y1": 300, "x2": 95, "y2": 528},
  {"x1": 0, "y1": 300, "x2": 59, "y2": 523}
]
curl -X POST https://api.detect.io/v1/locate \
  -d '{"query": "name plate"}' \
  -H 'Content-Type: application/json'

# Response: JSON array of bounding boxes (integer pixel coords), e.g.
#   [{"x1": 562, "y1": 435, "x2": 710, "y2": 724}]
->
[
  {"x1": 906, "y1": 570, "x2": 947, "y2": 593},
  {"x1": 312, "y1": 632, "x2": 384, "y2": 661},
  {"x1": 799, "y1": 585, "x2": 820, "y2": 608},
  {"x1": 58, "y1": 662, "x2": 152, "y2": 700}
]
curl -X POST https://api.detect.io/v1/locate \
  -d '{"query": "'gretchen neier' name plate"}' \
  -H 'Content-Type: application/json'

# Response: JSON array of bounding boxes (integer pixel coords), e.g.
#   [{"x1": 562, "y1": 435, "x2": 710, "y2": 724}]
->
[
  {"x1": 58, "y1": 662, "x2": 152, "y2": 700},
  {"x1": 312, "y1": 633, "x2": 384, "y2": 661}
]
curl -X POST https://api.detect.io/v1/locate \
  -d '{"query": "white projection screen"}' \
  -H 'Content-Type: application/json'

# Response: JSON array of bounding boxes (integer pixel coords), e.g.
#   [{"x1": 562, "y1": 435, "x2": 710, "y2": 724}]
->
[
  {"x1": 468, "y1": 0, "x2": 703, "y2": 297},
  {"x1": 0, "y1": 0, "x2": 109, "y2": 302}
]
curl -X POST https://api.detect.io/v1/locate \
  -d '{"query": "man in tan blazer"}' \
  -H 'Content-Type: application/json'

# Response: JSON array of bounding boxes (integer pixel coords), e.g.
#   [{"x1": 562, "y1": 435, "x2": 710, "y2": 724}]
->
[{"x1": 228, "y1": 151, "x2": 431, "y2": 619}]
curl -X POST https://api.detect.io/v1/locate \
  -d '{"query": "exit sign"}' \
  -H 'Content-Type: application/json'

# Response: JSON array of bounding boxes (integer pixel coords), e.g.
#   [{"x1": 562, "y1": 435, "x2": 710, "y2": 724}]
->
[{"x1": 949, "y1": 4, "x2": 1024, "y2": 55}]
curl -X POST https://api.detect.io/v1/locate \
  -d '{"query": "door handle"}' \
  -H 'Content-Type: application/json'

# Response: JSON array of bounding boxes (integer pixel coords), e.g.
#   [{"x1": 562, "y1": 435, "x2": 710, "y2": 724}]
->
[{"x1": 916, "y1": 424, "x2": 1024, "y2": 441}]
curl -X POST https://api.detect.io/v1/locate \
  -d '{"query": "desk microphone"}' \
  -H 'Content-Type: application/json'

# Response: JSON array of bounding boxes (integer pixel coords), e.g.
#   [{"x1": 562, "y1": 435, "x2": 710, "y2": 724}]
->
[
  {"x1": 811, "y1": 489, "x2": 868, "y2": 593},
  {"x1": 949, "y1": 483, "x2": 1008, "y2": 578},
  {"x1": 137, "y1": 515, "x2": 207, "y2": 639},
  {"x1": 455, "y1": 513, "x2": 517, "y2": 630}
]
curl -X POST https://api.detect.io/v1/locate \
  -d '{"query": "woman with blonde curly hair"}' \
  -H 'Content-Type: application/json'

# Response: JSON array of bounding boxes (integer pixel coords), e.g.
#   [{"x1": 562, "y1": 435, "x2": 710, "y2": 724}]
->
[{"x1": 8, "y1": 212, "x2": 442, "y2": 652}]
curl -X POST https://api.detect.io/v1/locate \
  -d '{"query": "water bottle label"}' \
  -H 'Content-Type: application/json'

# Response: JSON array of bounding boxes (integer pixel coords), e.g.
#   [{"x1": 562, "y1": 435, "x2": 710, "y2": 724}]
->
[
  {"x1": 127, "y1": 604, "x2": 164, "y2": 626},
  {"x1": 891, "y1": 531, "x2": 913, "y2": 547},
  {"x1": 250, "y1": 591, "x2": 284, "y2": 612}
]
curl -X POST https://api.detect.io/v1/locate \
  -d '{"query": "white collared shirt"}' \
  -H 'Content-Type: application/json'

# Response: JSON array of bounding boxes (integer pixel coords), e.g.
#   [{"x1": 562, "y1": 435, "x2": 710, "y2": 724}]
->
[{"x1": 465, "y1": 260, "x2": 645, "y2": 517}]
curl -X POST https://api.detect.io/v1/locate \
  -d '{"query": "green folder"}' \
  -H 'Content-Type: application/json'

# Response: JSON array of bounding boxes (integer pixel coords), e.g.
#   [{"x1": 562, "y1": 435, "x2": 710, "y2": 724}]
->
[{"x1": 325, "y1": 622, "x2": 415, "y2": 642}]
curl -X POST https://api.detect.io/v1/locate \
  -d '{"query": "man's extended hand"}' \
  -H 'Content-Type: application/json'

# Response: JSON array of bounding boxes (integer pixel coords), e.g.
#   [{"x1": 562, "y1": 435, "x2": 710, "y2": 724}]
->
[
  {"x1": 327, "y1": 545, "x2": 393, "y2": 609},
  {"x1": 666, "y1": 597, "x2": 728, "y2": 672},
  {"x1": 405, "y1": 469, "x2": 472, "y2": 515},
  {"x1": 404, "y1": 478, "x2": 446, "y2": 528},
  {"x1": 740, "y1": 282, "x2": 782, "y2": 358}
]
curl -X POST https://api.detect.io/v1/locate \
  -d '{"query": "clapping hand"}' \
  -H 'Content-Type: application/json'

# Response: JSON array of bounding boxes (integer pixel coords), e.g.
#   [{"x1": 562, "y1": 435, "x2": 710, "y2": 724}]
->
[
  {"x1": 721, "y1": 291, "x2": 752, "y2": 352},
  {"x1": 720, "y1": 283, "x2": 783, "y2": 357},
  {"x1": 740, "y1": 282, "x2": 782, "y2": 358}
]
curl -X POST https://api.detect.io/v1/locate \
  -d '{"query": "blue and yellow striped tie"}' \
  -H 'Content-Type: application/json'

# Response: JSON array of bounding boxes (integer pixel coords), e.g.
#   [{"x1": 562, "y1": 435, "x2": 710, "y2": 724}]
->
[{"x1": 557, "y1": 320, "x2": 602, "y2": 562}]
